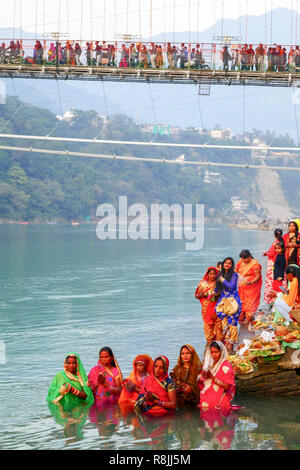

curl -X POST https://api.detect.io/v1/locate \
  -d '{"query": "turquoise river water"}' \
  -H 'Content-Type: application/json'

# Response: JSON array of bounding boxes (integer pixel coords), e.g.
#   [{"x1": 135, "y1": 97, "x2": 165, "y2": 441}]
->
[{"x1": 1, "y1": 224, "x2": 300, "y2": 450}]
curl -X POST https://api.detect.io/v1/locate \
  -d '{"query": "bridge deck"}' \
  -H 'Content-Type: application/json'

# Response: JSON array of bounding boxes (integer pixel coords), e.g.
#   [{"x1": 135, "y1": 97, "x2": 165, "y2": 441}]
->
[{"x1": 1, "y1": 64, "x2": 300, "y2": 87}]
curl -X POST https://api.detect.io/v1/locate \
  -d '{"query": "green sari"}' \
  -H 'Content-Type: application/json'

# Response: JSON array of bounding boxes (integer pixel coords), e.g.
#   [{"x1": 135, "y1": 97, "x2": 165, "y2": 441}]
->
[{"x1": 47, "y1": 352, "x2": 94, "y2": 409}]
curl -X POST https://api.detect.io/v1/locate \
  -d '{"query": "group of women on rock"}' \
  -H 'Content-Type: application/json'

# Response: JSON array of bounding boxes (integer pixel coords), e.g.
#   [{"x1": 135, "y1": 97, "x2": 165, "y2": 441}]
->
[
  {"x1": 47, "y1": 343, "x2": 236, "y2": 419},
  {"x1": 195, "y1": 219, "x2": 300, "y2": 352}
]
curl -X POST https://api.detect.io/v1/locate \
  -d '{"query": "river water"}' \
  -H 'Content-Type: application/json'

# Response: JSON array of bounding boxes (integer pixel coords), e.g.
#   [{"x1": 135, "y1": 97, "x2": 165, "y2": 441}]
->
[{"x1": 1, "y1": 224, "x2": 300, "y2": 450}]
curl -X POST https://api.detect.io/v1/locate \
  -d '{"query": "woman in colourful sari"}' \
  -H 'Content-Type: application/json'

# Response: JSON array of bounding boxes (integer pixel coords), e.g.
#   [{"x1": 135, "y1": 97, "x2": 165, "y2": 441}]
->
[
  {"x1": 134, "y1": 356, "x2": 176, "y2": 417},
  {"x1": 263, "y1": 229, "x2": 284, "y2": 304},
  {"x1": 118, "y1": 354, "x2": 153, "y2": 410},
  {"x1": 198, "y1": 341, "x2": 235, "y2": 410},
  {"x1": 195, "y1": 267, "x2": 221, "y2": 344},
  {"x1": 215, "y1": 258, "x2": 242, "y2": 352},
  {"x1": 283, "y1": 220, "x2": 300, "y2": 267},
  {"x1": 170, "y1": 344, "x2": 202, "y2": 406},
  {"x1": 236, "y1": 249, "x2": 262, "y2": 324},
  {"x1": 88, "y1": 347, "x2": 123, "y2": 407},
  {"x1": 46, "y1": 353, "x2": 94, "y2": 410}
]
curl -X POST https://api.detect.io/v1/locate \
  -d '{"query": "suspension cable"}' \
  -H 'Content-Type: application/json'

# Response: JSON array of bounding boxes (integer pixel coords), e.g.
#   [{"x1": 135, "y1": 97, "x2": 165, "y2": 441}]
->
[
  {"x1": 270, "y1": 0, "x2": 273, "y2": 43},
  {"x1": 291, "y1": 0, "x2": 294, "y2": 46},
  {"x1": 150, "y1": 0, "x2": 152, "y2": 42},
  {"x1": 1, "y1": 144, "x2": 300, "y2": 171},
  {"x1": 3, "y1": 133, "x2": 300, "y2": 153},
  {"x1": 264, "y1": 0, "x2": 267, "y2": 44},
  {"x1": 197, "y1": 0, "x2": 200, "y2": 43},
  {"x1": 188, "y1": 0, "x2": 191, "y2": 43},
  {"x1": 245, "y1": 0, "x2": 248, "y2": 43},
  {"x1": 173, "y1": 0, "x2": 175, "y2": 42},
  {"x1": 80, "y1": 0, "x2": 83, "y2": 41}
]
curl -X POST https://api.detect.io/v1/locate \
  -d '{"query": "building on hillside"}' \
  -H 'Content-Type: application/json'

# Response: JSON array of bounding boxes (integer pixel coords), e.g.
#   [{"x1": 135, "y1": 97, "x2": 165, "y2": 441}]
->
[
  {"x1": 231, "y1": 196, "x2": 249, "y2": 211},
  {"x1": 209, "y1": 128, "x2": 232, "y2": 140},
  {"x1": 204, "y1": 170, "x2": 222, "y2": 184}
]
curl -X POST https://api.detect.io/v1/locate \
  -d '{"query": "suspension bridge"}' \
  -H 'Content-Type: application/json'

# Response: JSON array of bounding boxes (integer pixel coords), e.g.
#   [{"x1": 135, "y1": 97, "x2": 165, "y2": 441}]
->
[
  {"x1": 1, "y1": 0, "x2": 300, "y2": 172},
  {"x1": 2, "y1": 0, "x2": 300, "y2": 88}
]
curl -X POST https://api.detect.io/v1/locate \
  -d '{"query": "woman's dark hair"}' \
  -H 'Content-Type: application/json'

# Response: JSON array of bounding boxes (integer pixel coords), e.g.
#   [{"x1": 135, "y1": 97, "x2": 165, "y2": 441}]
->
[
  {"x1": 286, "y1": 265, "x2": 300, "y2": 294},
  {"x1": 239, "y1": 249, "x2": 253, "y2": 259},
  {"x1": 216, "y1": 257, "x2": 235, "y2": 293},
  {"x1": 99, "y1": 347, "x2": 116, "y2": 367},
  {"x1": 275, "y1": 241, "x2": 285, "y2": 253},
  {"x1": 66, "y1": 355, "x2": 77, "y2": 362},
  {"x1": 210, "y1": 341, "x2": 221, "y2": 351},
  {"x1": 274, "y1": 228, "x2": 284, "y2": 245}
]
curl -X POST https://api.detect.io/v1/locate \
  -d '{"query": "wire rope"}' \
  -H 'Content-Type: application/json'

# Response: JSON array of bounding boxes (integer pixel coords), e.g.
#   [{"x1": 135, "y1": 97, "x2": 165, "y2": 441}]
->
[{"x1": 1, "y1": 144, "x2": 300, "y2": 172}]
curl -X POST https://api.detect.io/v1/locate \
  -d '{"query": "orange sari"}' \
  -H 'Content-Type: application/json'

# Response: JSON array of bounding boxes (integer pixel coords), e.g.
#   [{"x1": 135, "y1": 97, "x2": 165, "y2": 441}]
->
[
  {"x1": 118, "y1": 354, "x2": 153, "y2": 410},
  {"x1": 236, "y1": 258, "x2": 262, "y2": 322}
]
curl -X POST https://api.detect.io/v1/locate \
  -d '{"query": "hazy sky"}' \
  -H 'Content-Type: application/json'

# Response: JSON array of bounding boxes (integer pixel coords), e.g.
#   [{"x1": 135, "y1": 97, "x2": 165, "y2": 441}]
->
[{"x1": 1, "y1": 0, "x2": 298, "y2": 40}]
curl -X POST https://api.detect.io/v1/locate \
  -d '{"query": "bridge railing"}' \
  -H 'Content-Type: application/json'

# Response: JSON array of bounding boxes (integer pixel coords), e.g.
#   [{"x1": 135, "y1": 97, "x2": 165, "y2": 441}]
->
[{"x1": 1, "y1": 38, "x2": 300, "y2": 73}]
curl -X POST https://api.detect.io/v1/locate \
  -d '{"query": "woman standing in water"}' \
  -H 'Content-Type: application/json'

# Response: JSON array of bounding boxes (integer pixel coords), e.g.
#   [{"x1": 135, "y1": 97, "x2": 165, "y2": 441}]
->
[
  {"x1": 283, "y1": 220, "x2": 300, "y2": 267},
  {"x1": 88, "y1": 347, "x2": 123, "y2": 407},
  {"x1": 118, "y1": 354, "x2": 153, "y2": 410},
  {"x1": 198, "y1": 341, "x2": 235, "y2": 410},
  {"x1": 135, "y1": 356, "x2": 176, "y2": 417},
  {"x1": 263, "y1": 229, "x2": 284, "y2": 305},
  {"x1": 236, "y1": 249, "x2": 262, "y2": 324},
  {"x1": 195, "y1": 267, "x2": 221, "y2": 344},
  {"x1": 215, "y1": 258, "x2": 242, "y2": 352},
  {"x1": 47, "y1": 353, "x2": 94, "y2": 409},
  {"x1": 170, "y1": 345, "x2": 202, "y2": 406}
]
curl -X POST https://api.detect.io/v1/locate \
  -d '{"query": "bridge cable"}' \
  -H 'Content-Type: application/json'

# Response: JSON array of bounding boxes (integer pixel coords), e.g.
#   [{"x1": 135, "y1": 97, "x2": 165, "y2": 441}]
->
[
  {"x1": 1, "y1": 144, "x2": 300, "y2": 172},
  {"x1": 291, "y1": 0, "x2": 294, "y2": 46},
  {"x1": 270, "y1": 0, "x2": 273, "y2": 43},
  {"x1": 150, "y1": 0, "x2": 153, "y2": 43},
  {"x1": 80, "y1": 0, "x2": 83, "y2": 42},
  {"x1": 46, "y1": 81, "x2": 65, "y2": 138},
  {"x1": 264, "y1": 0, "x2": 267, "y2": 44},
  {"x1": 139, "y1": 0, "x2": 141, "y2": 39},
  {"x1": 188, "y1": 0, "x2": 191, "y2": 44},
  {"x1": 173, "y1": 0, "x2": 176, "y2": 42},
  {"x1": 197, "y1": 0, "x2": 200, "y2": 43}
]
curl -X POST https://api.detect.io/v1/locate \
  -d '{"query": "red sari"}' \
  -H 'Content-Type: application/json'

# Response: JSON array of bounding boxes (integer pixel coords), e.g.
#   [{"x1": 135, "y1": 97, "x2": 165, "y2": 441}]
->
[
  {"x1": 135, "y1": 356, "x2": 176, "y2": 417},
  {"x1": 195, "y1": 267, "x2": 220, "y2": 342},
  {"x1": 118, "y1": 354, "x2": 153, "y2": 410},
  {"x1": 236, "y1": 258, "x2": 262, "y2": 322}
]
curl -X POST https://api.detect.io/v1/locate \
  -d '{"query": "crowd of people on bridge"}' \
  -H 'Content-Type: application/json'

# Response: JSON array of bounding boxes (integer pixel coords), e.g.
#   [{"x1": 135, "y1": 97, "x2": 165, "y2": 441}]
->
[{"x1": 2, "y1": 39, "x2": 300, "y2": 72}]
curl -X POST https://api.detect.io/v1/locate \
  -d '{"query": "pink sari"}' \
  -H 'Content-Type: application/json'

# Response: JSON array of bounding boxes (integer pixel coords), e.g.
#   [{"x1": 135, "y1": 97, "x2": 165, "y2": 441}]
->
[
  {"x1": 199, "y1": 342, "x2": 235, "y2": 410},
  {"x1": 88, "y1": 360, "x2": 122, "y2": 407}
]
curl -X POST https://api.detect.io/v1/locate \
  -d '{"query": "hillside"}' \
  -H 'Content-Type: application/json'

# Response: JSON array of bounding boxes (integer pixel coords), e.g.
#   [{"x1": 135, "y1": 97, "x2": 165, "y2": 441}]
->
[{"x1": 0, "y1": 96, "x2": 298, "y2": 222}]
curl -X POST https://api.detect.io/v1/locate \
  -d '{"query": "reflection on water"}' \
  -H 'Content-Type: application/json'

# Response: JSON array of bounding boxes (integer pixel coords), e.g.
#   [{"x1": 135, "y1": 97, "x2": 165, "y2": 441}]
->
[
  {"x1": 44, "y1": 396, "x2": 300, "y2": 450},
  {"x1": 1, "y1": 225, "x2": 300, "y2": 449}
]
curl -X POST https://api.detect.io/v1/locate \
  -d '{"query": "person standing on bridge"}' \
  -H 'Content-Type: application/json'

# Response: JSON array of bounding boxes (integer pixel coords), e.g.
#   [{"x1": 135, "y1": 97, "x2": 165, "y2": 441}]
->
[
  {"x1": 156, "y1": 44, "x2": 163, "y2": 68},
  {"x1": 167, "y1": 42, "x2": 173, "y2": 68},
  {"x1": 255, "y1": 44, "x2": 266, "y2": 72},
  {"x1": 94, "y1": 41, "x2": 102, "y2": 66},
  {"x1": 149, "y1": 43, "x2": 157, "y2": 69},
  {"x1": 86, "y1": 42, "x2": 93, "y2": 66}
]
